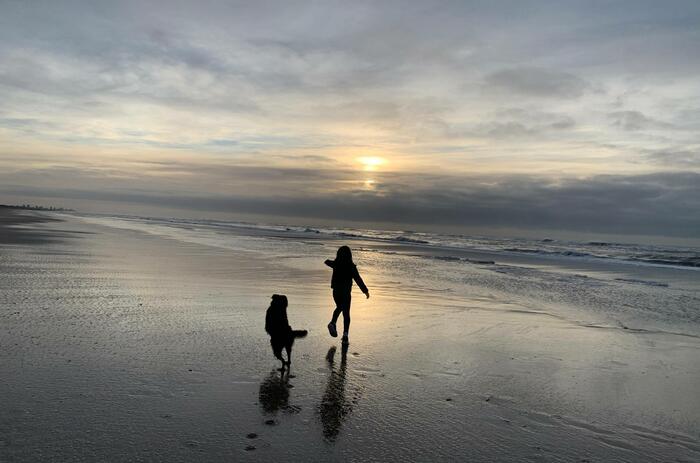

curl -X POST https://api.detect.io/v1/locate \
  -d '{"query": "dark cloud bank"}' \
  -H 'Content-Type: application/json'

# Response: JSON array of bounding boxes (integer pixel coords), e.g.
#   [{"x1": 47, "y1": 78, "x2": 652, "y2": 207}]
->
[{"x1": 5, "y1": 171, "x2": 698, "y2": 239}]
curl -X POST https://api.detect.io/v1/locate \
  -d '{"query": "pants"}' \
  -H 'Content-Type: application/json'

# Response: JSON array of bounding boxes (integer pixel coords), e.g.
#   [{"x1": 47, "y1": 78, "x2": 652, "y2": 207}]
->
[{"x1": 331, "y1": 289, "x2": 351, "y2": 334}]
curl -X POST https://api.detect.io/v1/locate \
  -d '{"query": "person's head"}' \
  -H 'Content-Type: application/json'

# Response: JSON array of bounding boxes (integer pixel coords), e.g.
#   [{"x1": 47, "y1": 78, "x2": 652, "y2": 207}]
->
[{"x1": 335, "y1": 245, "x2": 353, "y2": 265}]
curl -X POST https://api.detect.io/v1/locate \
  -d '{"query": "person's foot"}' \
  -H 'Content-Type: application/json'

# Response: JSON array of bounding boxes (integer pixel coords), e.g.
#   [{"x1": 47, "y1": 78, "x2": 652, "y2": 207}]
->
[
  {"x1": 341, "y1": 334, "x2": 349, "y2": 345},
  {"x1": 327, "y1": 322, "x2": 338, "y2": 337}
]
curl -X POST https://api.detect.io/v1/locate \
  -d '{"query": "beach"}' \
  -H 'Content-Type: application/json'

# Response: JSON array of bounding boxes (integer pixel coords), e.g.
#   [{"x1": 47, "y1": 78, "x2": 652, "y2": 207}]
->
[{"x1": 1, "y1": 209, "x2": 699, "y2": 462}]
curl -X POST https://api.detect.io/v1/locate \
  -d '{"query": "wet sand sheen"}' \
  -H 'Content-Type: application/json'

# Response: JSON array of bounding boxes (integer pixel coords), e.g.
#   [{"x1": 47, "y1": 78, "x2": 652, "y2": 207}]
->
[{"x1": 1, "y1": 211, "x2": 698, "y2": 462}]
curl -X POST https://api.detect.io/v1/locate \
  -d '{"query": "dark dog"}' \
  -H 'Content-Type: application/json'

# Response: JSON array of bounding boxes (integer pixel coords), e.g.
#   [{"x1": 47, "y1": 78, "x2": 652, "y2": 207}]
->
[{"x1": 265, "y1": 294, "x2": 307, "y2": 371}]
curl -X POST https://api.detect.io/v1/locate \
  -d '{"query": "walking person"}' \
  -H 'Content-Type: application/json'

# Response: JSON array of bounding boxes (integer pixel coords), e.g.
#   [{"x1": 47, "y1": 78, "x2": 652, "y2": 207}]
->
[{"x1": 324, "y1": 246, "x2": 369, "y2": 345}]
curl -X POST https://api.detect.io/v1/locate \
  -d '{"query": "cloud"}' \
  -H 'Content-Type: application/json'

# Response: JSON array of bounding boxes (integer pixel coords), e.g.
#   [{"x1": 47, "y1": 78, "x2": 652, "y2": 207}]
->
[
  {"x1": 485, "y1": 67, "x2": 589, "y2": 99},
  {"x1": 645, "y1": 149, "x2": 700, "y2": 167},
  {"x1": 1, "y1": 0, "x2": 700, "y2": 242},
  {"x1": 0, "y1": 2, "x2": 697, "y2": 163},
  {"x1": 609, "y1": 111, "x2": 671, "y2": 131},
  {"x1": 475, "y1": 108, "x2": 576, "y2": 138},
  {"x1": 2, "y1": 163, "x2": 698, "y2": 238}
]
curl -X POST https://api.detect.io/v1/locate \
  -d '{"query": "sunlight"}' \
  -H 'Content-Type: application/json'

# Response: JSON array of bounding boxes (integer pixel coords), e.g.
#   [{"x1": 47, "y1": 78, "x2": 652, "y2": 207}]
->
[{"x1": 357, "y1": 156, "x2": 386, "y2": 171}]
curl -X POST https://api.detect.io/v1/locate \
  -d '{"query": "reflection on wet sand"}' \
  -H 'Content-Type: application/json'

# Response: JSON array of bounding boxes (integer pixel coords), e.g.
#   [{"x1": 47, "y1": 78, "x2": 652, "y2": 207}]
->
[
  {"x1": 319, "y1": 344, "x2": 352, "y2": 442},
  {"x1": 259, "y1": 371, "x2": 300, "y2": 415}
]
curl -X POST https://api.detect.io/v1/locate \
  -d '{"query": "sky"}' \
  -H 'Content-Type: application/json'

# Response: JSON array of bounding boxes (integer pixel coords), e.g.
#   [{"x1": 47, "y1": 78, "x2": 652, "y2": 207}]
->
[{"x1": 1, "y1": 0, "x2": 699, "y2": 241}]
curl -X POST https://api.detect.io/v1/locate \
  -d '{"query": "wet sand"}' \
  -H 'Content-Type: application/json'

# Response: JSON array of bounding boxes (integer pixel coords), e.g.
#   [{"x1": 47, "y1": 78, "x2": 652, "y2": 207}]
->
[
  {"x1": 1, "y1": 211, "x2": 699, "y2": 462},
  {"x1": 0, "y1": 207, "x2": 62, "y2": 244},
  {"x1": 0, "y1": 207, "x2": 93, "y2": 245}
]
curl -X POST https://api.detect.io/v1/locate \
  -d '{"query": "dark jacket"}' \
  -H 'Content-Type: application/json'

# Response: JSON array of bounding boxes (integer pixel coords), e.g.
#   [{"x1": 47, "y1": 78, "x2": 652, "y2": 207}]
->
[{"x1": 324, "y1": 259, "x2": 368, "y2": 294}]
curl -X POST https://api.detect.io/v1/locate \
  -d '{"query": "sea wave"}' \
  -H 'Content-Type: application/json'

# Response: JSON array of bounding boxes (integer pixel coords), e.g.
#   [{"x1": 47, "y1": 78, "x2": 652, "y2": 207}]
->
[
  {"x1": 614, "y1": 278, "x2": 669, "y2": 287},
  {"x1": 392, "y1": 236, "x2": 430, "y2": 244},
  {"x1": 71, "y1": 212, "x2": 700, "y2": 271},
  {"x1": 504, "y1": 248, "x2": 595, "y2": 258},
  {"x1": 628, "y1": 256, "x2": 700, "y2": 268},
  {"x1": 501, "y1": 246, "x2": 700, "y2": 269}
]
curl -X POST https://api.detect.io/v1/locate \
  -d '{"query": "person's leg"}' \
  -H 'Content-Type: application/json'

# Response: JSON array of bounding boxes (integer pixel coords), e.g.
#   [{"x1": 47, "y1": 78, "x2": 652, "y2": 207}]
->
[
  {"x1": 342, "y1": 306, "x2": 350, "y2": 334},
  {"x1": 330, "y1": 306, "x2": 343, "y2": 324},
  {"x1": 328, "y1": 291, "x2": 342, "y2": 337},
  {"x1": 331, "y1": 290, "x2": 343, "y2": 323},
  {"x1": 341, "y1": 293, "x2": 352, "y2": 341}
]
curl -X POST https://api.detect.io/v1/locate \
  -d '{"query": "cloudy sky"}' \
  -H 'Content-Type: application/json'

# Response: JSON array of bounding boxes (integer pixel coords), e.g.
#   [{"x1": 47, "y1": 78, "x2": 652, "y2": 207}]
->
[{"x1": 1, "y1": 1, "x2": 699, "y2": 240}]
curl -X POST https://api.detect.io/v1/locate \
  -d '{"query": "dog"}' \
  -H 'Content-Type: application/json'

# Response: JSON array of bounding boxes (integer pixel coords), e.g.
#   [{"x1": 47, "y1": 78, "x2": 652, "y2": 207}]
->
[{"x1": 265, "y1": 294, "x2": 307, "y2": 371}]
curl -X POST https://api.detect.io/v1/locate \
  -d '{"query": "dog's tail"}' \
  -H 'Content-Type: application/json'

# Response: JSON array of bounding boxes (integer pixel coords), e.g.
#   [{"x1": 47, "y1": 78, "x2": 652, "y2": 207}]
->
[{"x1": 292, "y1": 329, "x2": 308, "y2": 338}]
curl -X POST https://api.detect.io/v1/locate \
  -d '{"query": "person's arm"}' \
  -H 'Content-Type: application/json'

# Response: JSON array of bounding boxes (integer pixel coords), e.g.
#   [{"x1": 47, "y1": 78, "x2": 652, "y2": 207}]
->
[
  {"x1": 352, "y1": 265, "x2": 370, "y2": 298},
  {"x1": 324, "y1": 259, "x2": 335, "y2": 268}
]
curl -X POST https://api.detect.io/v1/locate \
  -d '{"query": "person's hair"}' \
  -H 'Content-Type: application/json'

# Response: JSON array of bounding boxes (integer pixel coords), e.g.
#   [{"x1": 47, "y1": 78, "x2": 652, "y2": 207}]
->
[{"x1": 335, "y1": 245, "x2": 353, "y2": 266}]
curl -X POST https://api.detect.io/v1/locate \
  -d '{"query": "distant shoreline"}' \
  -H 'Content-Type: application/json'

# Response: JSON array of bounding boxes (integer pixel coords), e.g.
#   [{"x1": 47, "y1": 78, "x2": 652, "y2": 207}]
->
[{"x1": 0, "y1": 204, "x2": 74, "y2": 212}]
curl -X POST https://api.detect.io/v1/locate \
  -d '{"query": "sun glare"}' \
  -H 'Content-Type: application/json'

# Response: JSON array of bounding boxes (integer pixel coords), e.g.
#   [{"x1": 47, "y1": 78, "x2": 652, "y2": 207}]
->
[{"x1": 358, "y1": 156, "x2": 386, "y2": 171}]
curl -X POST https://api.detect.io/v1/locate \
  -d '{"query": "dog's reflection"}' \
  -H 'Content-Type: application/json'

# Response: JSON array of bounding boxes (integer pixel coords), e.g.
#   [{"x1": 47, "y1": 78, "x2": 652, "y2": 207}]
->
[
  {"x1": 259, "y1": 371, "x2": 300, "y2": 415},
  {"x1": 319, "y1": 344, "x2": 352, "y2": 441}
]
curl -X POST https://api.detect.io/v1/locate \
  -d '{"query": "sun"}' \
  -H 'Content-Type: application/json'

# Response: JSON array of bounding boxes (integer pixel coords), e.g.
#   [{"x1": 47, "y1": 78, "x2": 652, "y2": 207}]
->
[{"x1": 357, "y1": 156, "x2": 386, "y2": 171}]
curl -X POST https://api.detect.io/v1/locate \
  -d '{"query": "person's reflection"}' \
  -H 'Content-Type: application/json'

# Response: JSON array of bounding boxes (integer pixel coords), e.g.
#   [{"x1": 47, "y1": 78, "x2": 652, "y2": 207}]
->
[
  {"x1": 259, "y1": 371, "x2": 299, "y2": 415},
  {"x1": 319, "y1": 344, "x2": 352, "y2": 441}
]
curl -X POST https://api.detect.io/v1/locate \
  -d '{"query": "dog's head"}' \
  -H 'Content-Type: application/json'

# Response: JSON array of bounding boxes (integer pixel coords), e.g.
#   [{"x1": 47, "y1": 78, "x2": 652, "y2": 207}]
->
[{"x1": 270, "y1": 294, "x2": 288, "y2": 310}]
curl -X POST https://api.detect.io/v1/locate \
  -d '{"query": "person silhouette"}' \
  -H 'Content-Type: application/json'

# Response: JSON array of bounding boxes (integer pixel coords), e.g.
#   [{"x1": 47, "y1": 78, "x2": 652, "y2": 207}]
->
[{"x1": 324, "y1": 246, "x2": 369, "y2": 345}]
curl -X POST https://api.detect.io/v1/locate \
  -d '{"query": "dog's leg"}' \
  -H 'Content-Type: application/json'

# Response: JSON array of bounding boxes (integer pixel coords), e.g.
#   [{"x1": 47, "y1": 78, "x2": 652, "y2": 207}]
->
[
  {"x1": 278, "y1": 352, "x2": 286, "y2": 372},
  {"x1": 285, "y1": 345, "x2": 292, "y2": 368},
  {"x1": 274, "y1": 345, "x2": 286, "y2": 372}
]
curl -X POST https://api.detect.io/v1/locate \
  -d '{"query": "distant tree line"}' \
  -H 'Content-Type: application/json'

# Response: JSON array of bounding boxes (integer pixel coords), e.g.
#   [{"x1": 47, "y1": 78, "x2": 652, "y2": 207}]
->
[{"x1": 0, "y1": 204, "x2": 74, "y2": 212}]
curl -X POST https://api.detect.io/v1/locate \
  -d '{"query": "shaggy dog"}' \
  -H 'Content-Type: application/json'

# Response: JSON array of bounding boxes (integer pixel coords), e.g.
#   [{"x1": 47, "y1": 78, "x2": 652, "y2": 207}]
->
[{"x1": 265, "y1": 294, "x2": 307, "y2": 371}]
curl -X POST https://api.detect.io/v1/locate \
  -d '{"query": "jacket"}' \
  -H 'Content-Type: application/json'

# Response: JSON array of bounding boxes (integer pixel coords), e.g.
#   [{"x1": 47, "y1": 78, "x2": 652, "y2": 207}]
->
[{"x1": 324, "y1": 259, "x2": 368, "y2": 294}]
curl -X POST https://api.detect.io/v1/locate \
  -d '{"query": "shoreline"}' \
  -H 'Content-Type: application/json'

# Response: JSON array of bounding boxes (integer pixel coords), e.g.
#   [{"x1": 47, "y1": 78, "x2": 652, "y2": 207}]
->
[{"x1": 71, "y1": 212, "x2": 700, "y2": 277}]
